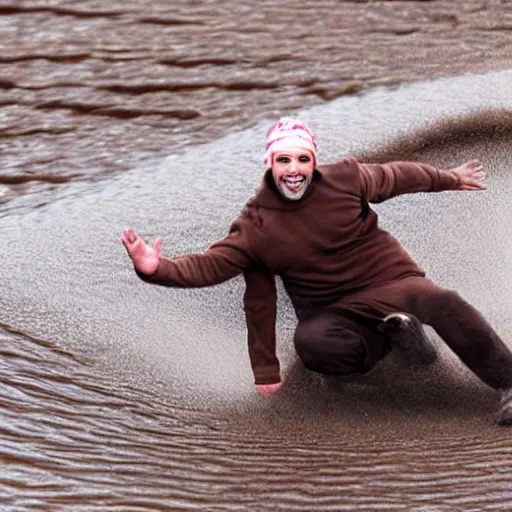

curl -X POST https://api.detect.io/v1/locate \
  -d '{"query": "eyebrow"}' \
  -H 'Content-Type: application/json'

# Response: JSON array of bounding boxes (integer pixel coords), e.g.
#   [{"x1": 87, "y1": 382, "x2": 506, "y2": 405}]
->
[{"x1": 275, "y1": 152, "x2": 311, "y2": 157}]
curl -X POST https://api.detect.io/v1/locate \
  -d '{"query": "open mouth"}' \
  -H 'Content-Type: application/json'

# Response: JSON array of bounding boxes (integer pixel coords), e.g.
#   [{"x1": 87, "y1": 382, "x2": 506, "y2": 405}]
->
[{"x1": 282, "y1": 175, "x2": 305, "y2": 193}]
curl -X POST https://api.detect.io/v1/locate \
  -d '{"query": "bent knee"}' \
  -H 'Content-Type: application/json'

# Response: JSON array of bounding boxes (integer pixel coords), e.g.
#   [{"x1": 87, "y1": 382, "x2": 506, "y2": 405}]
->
[
  {"x1": 294, "y1": 314, "x2": 329, "y2": 352},
  {"x1": 293, "y1": 313, "x2": 360, "y2": 352},
  {"x1": 293, "y1": 313, "x2": 368, "y2": 373}
]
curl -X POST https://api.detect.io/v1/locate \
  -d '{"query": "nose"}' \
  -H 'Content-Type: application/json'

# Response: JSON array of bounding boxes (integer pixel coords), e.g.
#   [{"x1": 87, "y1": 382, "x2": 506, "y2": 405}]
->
[{"x1": 289, "y1": 158, "x2": 298, "y2": 173}]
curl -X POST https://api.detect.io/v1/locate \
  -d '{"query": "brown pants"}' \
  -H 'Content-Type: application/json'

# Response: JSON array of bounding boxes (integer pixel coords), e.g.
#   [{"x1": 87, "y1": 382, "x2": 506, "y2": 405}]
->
[{"x1": 293, "y1": 277, "x2": 512, "y2": 390}]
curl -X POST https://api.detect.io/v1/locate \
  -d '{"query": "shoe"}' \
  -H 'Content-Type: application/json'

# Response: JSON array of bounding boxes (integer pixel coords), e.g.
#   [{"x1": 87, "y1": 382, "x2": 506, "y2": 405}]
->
[
  {"x1": 378, "y1": 312, "x2": 438, "y2": 365},
  {"x1": 497, "y1": 388, "x2": 512, "y2": 426}
]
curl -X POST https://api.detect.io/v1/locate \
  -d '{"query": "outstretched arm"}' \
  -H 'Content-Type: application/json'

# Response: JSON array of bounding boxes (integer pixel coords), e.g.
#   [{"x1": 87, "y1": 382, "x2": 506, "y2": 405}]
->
[
  {"x1": 358, "y1": 158, "x2": 486, "y2": 203},
  {"x1": 243, "y1": 266, "x2": 282, "y2": 395},
  {"x1": 121, "y1": 221, "x2": 255, "y2": 288}
]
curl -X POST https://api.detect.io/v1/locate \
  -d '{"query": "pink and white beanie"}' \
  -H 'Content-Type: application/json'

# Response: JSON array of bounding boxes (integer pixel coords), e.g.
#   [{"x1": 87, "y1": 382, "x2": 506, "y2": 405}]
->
[{"x1": 264, "y1": 117, "x2": 318, "y2": 168}]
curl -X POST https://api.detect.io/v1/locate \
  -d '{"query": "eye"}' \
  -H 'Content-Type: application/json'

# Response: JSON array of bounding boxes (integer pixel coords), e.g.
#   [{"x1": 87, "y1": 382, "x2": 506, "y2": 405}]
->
[
  {"x1": 276, "y1": 156, "x2": 291, "y2": 163},
  {"x1": 299, "y1": 155, "x2": 311, "y2": 163}
]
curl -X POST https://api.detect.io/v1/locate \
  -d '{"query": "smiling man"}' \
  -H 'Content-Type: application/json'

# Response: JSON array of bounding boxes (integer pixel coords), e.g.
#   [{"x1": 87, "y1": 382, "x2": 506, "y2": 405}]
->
[
  {"x1": 264, "y1": 119, "x2": 316, "y2": 200},
  {"x1": 272, "y1": 149, "x2": 313, "y2": 200},
  {"x1": 121, "y1": 117, "x2": 512, "y2": 426}
]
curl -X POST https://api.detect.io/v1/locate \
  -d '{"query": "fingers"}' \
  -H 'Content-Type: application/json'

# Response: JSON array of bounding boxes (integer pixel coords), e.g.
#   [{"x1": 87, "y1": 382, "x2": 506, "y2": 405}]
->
[
  {"x1": 468, "y1": 159, "x2": 484, "y2": 171},
  {"x1": 460, "y1": 180, "x2": 487, "y2": 191},
  {"x1": 455, "y1": 159, "x2": 487, "y2": 191},
  {"x1": 121, "y1": 229, "x2": 164, "y2": 267},
  {"x1": 121, "y1": 227, "x2": 138, "y2": 245},
  {"x1": 472, "y1": 167, "x2": 486, "y2": 182},
  {"x1": 121, "y1": 229, "x2": 145, "y2": 261},
  {"x1": 462, "y1": 159, "x2": 484, "y2": 174},
  {"x1": 125, "y1": 229, "x2": 136, "y2": 244},
  {"x1": 152, "y1": 237, "x2": 163, "y2": 254},
  {"x1": 452, "y1": 160, "x2": 486, "y2": 179},
  {"x1": 120, "y1": 231, "x2": 132, "y2": 249}
]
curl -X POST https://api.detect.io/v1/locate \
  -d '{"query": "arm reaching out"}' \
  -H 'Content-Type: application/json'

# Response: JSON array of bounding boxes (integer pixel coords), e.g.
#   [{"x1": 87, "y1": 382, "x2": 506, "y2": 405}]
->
[
  {"x1": 121, "y1": 228, "x2": 162, "y2": 275},
  {"x1": 121, "y1": 217, "x2": 256, "y2": 288},
  {"x1": 358, "y1": 157, "x2": 486, "y2": 202}
]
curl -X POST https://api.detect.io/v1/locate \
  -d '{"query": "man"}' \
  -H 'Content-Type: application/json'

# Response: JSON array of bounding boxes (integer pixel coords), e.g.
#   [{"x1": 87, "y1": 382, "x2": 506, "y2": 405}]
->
[{"x1": 121, "y1": 117, "x2": 512, "y2": 425}]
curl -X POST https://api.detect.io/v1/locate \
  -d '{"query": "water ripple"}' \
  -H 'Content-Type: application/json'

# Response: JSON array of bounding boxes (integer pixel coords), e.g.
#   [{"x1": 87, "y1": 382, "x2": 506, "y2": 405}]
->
[{"x1": 1, "y1": 0, "x2": 510, "y2": 192}]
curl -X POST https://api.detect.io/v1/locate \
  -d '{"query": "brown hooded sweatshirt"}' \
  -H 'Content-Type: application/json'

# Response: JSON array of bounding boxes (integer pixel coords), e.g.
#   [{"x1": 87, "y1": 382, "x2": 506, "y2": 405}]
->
[{"x1": 138, "y1": 157, "x2": 462, "y2": 384}]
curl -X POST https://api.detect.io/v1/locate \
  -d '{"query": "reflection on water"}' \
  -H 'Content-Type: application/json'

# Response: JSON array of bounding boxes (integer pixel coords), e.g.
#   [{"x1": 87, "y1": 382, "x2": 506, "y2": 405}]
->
[{"x1": 2, "y1": 0, "x2": 512, "y2": 510}]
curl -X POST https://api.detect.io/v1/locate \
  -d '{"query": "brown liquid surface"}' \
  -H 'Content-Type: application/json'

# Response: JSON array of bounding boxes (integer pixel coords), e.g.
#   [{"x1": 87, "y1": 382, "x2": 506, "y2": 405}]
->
[
  {"x1": 2, "y1": 1, "x2": 512, "y2": 510},
  {"x1": 1, "y1": 0, "x2": 512, "y2": 190}
]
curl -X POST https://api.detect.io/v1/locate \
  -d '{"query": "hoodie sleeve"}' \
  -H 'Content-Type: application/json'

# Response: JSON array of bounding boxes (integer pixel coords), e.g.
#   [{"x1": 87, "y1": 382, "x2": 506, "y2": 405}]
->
[
  {"x1": 357, "y1": 159, "x2": 462, "y2": 203},
  {"x1": 243, "y1": 266, "x2": 280, "y2": 385},
  {"x1": 137, "y1": 218, "x2": 254, "y2": 288}
]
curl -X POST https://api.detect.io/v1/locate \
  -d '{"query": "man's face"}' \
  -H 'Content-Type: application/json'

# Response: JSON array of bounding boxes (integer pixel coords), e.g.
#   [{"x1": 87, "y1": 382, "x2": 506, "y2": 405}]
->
[{"x1": 271, "y1": 149, "x2": 315, "y2": 200}]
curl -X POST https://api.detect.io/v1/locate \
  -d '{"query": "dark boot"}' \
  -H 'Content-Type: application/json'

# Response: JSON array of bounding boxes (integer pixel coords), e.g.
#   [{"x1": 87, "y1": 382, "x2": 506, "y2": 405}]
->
[
  {"x1": 497, "y1": 388, "x2": 512, "y2": 426},
  {"x1": 379, "y1": 312, "x2": 438, "y2": 365}
]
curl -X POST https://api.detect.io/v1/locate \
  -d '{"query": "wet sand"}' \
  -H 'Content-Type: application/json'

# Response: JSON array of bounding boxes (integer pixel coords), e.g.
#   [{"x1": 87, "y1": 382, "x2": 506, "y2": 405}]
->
[{"x1": 2, "y1": 1, "x2": 512, "y2": 511}]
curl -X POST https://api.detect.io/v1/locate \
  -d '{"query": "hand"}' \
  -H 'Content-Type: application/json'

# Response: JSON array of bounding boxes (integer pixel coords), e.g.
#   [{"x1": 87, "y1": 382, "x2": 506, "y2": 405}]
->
[
  {"x1": 121, "y1": 228, "x2": 162, "y2": 275},
  {"x1": 256, "y1": 382, "x2": 283, "y2": 396},
  {"x1": 450, "y1": 160, "x2": 487, "y2": 191}
]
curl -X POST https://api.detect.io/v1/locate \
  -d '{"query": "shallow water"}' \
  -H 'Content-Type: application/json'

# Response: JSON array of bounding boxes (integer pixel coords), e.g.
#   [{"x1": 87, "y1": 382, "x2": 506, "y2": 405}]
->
[{"x1": 2, "y1": 1, "x2": 512, "y2": 511}]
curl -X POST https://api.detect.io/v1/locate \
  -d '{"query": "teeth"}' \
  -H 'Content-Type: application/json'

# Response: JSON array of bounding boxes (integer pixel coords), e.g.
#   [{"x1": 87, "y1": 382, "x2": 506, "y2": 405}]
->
[{"x1": 285, "y1": 182, "x2": 302, "y2": 191}]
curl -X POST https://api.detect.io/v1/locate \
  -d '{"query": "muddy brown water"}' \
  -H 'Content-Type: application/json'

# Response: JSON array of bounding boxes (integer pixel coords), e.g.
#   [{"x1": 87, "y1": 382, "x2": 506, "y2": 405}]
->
[{"x1": 2, "y1": 1, "x2": 512, "y2": 511}]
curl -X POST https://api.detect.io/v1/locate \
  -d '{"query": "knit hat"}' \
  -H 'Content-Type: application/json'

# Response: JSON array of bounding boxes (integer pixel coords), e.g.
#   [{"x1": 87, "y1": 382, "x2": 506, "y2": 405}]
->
[{"x1": 264, "y1": 117, "x2": 318, "y2": 167}]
